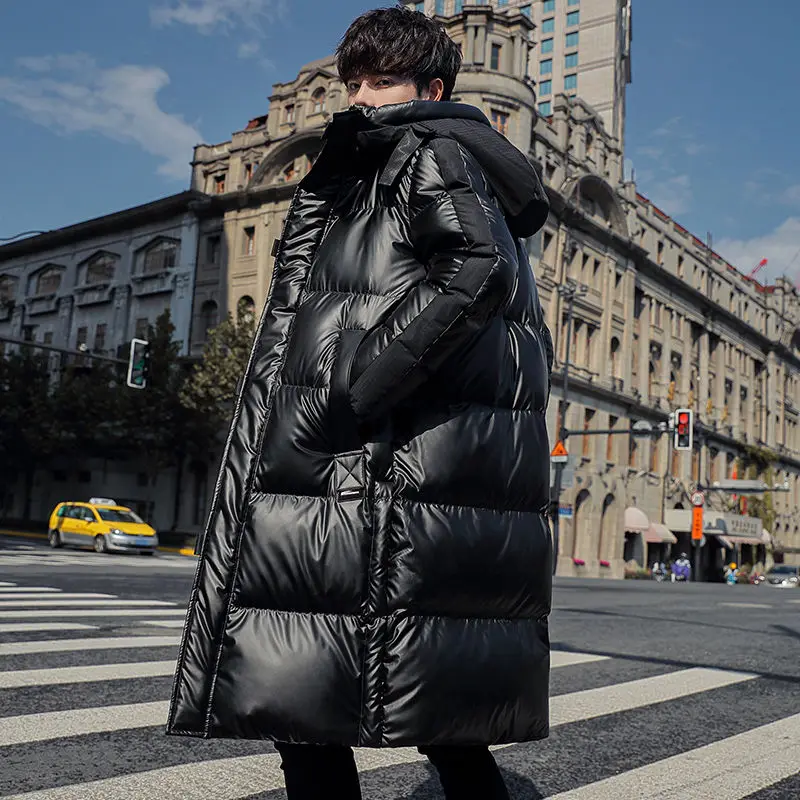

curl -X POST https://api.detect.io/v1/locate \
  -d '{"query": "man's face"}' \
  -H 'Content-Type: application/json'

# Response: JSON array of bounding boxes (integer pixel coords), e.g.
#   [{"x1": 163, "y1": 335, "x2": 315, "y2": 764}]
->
[{"x1": 345, "y1": 74, "x2": 444, "y2": 108}]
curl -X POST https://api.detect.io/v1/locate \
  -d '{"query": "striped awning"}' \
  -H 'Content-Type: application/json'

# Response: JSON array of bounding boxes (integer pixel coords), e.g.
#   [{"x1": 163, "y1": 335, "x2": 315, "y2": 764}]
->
[
  {"x1": 644, "y1": 523, "x2": 677, "y2": 544},
  {"x1": 624, "y1": 506, "x2": 650, "y2": 533}
]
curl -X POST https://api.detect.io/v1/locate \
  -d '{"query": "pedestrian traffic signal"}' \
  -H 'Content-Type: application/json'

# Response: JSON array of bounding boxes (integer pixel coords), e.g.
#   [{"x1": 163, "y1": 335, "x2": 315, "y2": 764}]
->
[
  {"x1": 126, "y1": 338, "x2": 150, "y2": 389},
  {"x1": 674, "y1": 408, "x2": 693, "y2": 450}
]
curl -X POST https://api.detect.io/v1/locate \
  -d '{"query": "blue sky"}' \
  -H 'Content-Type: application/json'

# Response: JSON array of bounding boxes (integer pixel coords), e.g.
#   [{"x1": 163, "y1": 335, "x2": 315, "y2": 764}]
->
[{"x1": 1, "y1": 0, "x2": 797, "y2": 283}]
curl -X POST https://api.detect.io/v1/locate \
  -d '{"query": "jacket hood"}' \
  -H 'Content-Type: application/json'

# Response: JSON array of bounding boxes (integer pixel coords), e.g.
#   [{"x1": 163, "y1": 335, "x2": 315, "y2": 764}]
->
[{"x1": 325, "y1": 100, "x2": 549, "y2": 238}]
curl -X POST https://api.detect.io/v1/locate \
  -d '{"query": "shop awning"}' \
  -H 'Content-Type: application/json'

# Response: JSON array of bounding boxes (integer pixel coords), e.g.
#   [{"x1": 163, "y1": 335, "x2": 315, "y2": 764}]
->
[
  {"x1": 644, "y1": 523, "x2": 677, "y2": 544},
  {"x1": 718, "y1": 534, "x2": 765, "y2": 548},
  {"x1": 624, "y1": 506, "x2": 650, "y2": 533}
]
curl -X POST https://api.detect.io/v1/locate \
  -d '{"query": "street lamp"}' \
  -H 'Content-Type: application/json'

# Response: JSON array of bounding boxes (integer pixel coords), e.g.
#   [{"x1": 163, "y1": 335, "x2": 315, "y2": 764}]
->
[{"x1": 551, "y1": 278, "x2": 589, "y2": 575}]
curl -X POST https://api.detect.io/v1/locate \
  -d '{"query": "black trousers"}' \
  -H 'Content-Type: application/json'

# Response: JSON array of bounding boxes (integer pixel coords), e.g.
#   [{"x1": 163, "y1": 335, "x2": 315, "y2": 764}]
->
[{"x1": 275, "y1": 742, "x2": 510, "y2": 800}]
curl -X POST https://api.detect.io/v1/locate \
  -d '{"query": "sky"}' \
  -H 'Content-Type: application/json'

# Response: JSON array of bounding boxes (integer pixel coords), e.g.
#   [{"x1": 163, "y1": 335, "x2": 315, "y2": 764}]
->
[{"x1": 1, "y1": 0, "x2": 799, "y2": 285}]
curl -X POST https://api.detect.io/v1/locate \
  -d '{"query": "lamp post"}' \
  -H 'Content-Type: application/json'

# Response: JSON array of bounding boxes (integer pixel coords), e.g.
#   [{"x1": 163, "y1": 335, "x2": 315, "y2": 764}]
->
[{"x1": 550, "y1": 278, "x2": 588, "y2": 575}]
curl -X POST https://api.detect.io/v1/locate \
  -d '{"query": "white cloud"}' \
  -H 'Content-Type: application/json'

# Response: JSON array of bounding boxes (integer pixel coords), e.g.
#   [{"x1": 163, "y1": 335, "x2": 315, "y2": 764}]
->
[
  {"x1": 0, "y1": 54, "x2": 201, "y2": 179},
  {"x1": 651, "y1": 174, "x2": 692, "y2": 216},
  {"x1": 781, "y1": 184, "x2": 800, "y2": 207},
  {"x1": 237, "y1": 41, "x2": 260, "y2": 58},
  {"x1": 717, "y1": 217, "x2": 800, "y2": 284},
  {"x1": 150, "y1": 0, "x2": 282, "y2": 35},
  {"x1": 636, "y1": 145, "x2": 664, "y2": 159}
]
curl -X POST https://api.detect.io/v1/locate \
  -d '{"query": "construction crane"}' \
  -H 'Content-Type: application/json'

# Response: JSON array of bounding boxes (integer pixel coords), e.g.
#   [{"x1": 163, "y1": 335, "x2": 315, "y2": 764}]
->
[{"x1": 747, "y1": 258, "x2": 768, "y2": 280}]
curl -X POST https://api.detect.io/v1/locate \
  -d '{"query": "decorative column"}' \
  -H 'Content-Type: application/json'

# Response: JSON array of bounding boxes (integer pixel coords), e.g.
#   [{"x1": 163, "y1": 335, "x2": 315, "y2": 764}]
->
[{"x1": 638, "y1": 295, "x2": 651, "y2": 400}]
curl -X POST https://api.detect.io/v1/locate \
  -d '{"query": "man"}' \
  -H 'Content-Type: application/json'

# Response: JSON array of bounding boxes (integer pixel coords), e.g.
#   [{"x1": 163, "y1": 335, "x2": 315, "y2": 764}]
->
[{"x1": 168, "y1": 7, "x2": 553, "y2": 799}]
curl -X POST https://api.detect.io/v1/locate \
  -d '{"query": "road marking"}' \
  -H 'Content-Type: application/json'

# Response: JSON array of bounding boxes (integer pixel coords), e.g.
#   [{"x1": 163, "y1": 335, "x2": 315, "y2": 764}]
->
[
  {"x1": 0, "y1": 635, "x2": 180, "y2": 656},
  {"x1": 718, "y1": 602, "x2": 773, "y2": 609},
  {"x1": 0, "y1": 581, "x2": 16, "y2": 587},
  {"x1": 0, "y1": 623, "x2": 98, "y2": 634},
  {"x1": 551, "y1": 651, "x2": 609, "y2": 668},
  {"x1": 0, "y1": 593, "x2": 115, "y2": 602},
  {"x1": 140, "y1": 619, "x2": 186, "y2": 628},
  {"x1": 0, "y1": 599, "x2": 175, "y2": 608},
  {"x1": 548, "y1": 667, "x2": 756, "y2": 726},
  {"x1": 547, "y1": 712, "x2": 800, "y2": 799},
  {"x1": 0, "y1": 587, "x2": 62, "y2": 593},
  {"x1": 0, "y1": 701, "x2": 169, "y2": 747},
  {"x1": 0, "y1": 660, "x2": 176, "y2": 689},
  {"x1": 0, "y1": 608, "x2": 186, "y2": 619}
]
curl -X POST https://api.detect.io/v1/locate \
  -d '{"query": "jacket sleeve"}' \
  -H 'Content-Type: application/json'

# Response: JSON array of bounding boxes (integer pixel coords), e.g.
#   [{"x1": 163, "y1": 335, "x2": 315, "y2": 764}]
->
[{"x1": 346, "y1": 137, "x2": 516, "y2": 422}]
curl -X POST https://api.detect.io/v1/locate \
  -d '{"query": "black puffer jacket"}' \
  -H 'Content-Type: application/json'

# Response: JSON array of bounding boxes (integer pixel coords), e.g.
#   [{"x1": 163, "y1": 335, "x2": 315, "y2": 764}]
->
[{"x1": 167, "y1": 100, "x2": 554, "y2": 747}]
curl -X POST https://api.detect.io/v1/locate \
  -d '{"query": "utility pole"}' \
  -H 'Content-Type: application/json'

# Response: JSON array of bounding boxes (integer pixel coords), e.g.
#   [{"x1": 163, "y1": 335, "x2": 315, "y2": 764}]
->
[{"x1": 550, "y1": 278, "x2": 588, "y2": 575}]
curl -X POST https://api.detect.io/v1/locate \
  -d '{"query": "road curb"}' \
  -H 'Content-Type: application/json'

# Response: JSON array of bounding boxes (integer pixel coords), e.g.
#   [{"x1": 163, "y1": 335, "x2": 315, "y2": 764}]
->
[{"x1": 0, "y1": 529, "x2": 197, "y2": 557}]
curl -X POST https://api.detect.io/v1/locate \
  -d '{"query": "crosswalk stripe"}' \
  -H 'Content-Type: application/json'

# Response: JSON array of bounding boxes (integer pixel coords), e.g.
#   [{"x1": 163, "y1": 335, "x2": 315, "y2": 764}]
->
[
  {"x1": 0, "y1": 594, "x2": 115, "y2": 602},
  {"x1": 0, "y1": 608, "x2": 187, "y2": 619},
  {"x1": 0, "y1": 587, "x2": 62, "y2": 593},
  {"x1": 140, "y1": 620, "x2": 186, "y2": 628},
  {"x1": 0, "y1": 623, "x2": 98, "y2": 634},
  {"x1": 0, "y1": 582, "x2": 16, "y2": 587},
  {"x1": 0, "y1": 661, "x2": 176, "y2": 689},
  {"x1": 0, "y1": 635, "x2": 180, "y2": 656},
  {"x1": 547, "y1": 712, "x2": 800, "y2": 799},
  {"x1": 0, "y1": 665, "x2": 753, "y2": 750},
  {"x1": 0, "y1": 701, "x2": 169, "y2": 747},
  {"x1": 551, "y1": 652, "x2": 609, "y2": 668},
  {"x1": 0, "y1": 599, "x2": 175, "y2": 608}
]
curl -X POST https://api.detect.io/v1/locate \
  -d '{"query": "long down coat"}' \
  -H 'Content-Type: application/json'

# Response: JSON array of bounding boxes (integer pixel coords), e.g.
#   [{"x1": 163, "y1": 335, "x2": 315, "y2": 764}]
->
[{"x1": 167, "y1": 100, "x2": 554, "y2": 747}]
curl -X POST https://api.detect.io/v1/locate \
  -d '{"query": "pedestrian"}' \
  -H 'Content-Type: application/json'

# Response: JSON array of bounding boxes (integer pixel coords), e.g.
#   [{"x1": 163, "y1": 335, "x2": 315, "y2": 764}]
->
[{"x1": 167, "y1": 7, "x2": 553, "y2": 799}]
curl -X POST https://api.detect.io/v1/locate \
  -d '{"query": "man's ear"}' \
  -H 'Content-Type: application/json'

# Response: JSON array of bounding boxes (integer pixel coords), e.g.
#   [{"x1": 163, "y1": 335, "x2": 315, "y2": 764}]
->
[{"x1": 421, "y1": 77, "x2": 444, "y2": 101}]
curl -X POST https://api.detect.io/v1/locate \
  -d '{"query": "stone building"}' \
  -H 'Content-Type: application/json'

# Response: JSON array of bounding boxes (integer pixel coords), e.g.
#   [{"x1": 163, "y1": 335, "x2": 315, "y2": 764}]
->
[
  {"x1": 0, "y1": 191, "x2": 228, "y2": 532},
  {"x1": 191, "y1": 1, "x2": 800, "y2": 576}
]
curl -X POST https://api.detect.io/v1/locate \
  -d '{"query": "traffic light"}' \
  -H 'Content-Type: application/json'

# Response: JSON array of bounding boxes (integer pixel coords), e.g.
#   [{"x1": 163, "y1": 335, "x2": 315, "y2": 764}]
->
[
  {"x1": 126, "y1": 338, "x2": 150, "y2": 389},
  {"x1": 674, "y1": 408, "x2": 693, "y2": 450}
]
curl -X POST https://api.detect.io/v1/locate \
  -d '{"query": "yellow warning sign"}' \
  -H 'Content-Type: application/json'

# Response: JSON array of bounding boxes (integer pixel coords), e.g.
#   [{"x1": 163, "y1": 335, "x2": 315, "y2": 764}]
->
[{"x1": 551, "y1": 440, "x2": 568, "y2": 458}]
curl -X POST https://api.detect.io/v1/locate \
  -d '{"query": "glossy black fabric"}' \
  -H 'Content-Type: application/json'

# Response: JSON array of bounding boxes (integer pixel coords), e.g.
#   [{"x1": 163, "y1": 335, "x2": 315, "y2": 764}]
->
[{"x1": 167, "y1": 100, "x2": 554, "y2": 747}]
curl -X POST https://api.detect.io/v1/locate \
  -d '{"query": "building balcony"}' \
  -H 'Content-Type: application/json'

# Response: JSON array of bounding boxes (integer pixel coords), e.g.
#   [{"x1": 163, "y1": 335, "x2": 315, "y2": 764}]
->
[
  {"x1": 74, "y1": 283, "x2": 113, "y2": 307},
  {"x1": 131, "y1": 271, "x2": 174, "y2": 297},
  {"x1": 26, "y1": 293, "x2": 60, "y2": 316}
]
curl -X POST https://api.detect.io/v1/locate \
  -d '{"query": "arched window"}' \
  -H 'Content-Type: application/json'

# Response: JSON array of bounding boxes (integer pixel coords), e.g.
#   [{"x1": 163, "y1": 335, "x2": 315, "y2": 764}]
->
[
  {"x1": 610, "y1": 336, "x2": 620, "y2": 379},
  {"x1": 237, "y1": 295, "x2": 255, "y2": 324},
  {"x1": 84, "y1": 253, "x2": 116, "y2": 285},
  {"x1": 312, "y1": 87, "x2": 327, "y2": 114},
  {"x1": 143, "y1": 240, "x2": 179, "y2": 274},
  {"x1": 281, "y1": 162, "x2": 297, "y2": 183},
  {"x1": 200, "y1": 300, "x2": 218, "y2": 340},
  {"x1": 36, "y1": 267, "x2": 62, "y2": 295},
  {"x1": 0, "y1": 275, "x2": 15, "y2": 304}
]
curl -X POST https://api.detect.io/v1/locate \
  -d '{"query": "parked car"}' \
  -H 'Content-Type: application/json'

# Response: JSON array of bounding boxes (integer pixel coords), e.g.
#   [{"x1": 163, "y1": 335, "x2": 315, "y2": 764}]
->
[
  {"x1": 764, "y1": 565, "x2": 800, "y2": 588},
  {"x1": 47, "y1": 498, "x2": 158, "y2": 555}
]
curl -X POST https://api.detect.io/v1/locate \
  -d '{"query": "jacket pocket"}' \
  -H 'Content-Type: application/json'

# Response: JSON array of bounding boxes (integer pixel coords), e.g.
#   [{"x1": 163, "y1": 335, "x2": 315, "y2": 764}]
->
[{"x1": 329, "y1": 328, "x2": 367, "y2": 453}]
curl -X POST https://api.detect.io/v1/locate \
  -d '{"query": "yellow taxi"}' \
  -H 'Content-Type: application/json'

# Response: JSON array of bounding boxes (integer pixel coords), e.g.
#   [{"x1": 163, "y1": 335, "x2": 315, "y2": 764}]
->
[{"x1": 47, "y1": 498, "x2": 159, "y2": 555}]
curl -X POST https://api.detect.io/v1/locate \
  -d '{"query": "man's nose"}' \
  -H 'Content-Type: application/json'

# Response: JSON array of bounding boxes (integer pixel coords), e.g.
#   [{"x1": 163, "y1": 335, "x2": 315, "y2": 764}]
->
[{"x1": 351, "y1": 83, "x2": 374, "y2": 107}]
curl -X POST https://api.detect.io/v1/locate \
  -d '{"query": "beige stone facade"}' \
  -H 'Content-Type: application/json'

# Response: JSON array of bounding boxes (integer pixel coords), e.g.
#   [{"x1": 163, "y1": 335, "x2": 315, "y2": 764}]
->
[{"x1": 191, "y1": 4, "x2": 800, "y2": 576}]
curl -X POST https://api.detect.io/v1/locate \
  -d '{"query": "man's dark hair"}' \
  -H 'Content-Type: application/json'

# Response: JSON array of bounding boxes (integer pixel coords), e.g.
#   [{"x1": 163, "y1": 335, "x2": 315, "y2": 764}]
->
[{"x1": 336, "y1": 6, "x2": 462, "y2": 101}]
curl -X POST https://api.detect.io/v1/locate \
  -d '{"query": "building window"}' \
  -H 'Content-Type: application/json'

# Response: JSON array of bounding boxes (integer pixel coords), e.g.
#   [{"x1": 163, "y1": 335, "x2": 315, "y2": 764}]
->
[
  {"x1": 607, "y1": 415, "x2": 618, "y2": 462},
  {"x1": 566, "y1": 31, "x2": 579, "y2": 47},
  {"x1": 582, "y1": 409, "x2": 595, "y2": 457},
  {"x1": 213, "y1": 174, "x2": 226, "y2": 194},
  {"x1": 285, "y1": 104, "x2": 295, "y2": 124},
  {"x1": 567, "y1": 10, "x2": 580, "y2": 25},
  {"x1": 35, "y1": 268, "x2": 62, "y2": 295},
  {"x1": 312, "y1": 87, "x2": 327, "y2": 113},
  {"x1": 207, "y1": 235, "x2": 221, "y2": 265},
  {"x1": 143, "y1": 240, "x2": 178, "y2": 274},
  {"x1": 677, "y1": 254, "x2": 684, "y2": 278},
  {"x1": 538, "y1": 101, "x2": 552, "y2": 116},
  {"x1": 76, "y1": 326, "x2": 88, "y2": 350},
  {"x1": 568, "y1": 0, "x2": 580, "y2": 5},
  {"x1": 490, "y1": 109, "x2": 509, "y2": 135},
  {"x1": 134, "y1": 318, "x2": 149, "y2": 339},
  {"x1": 435, "y1": 0, "x2": 445, "y2": 12},
  {"x1": 85, "y1": 254, "x2": 116, "y2": 285},
  {"x1": 520, "y1": 4, "x2": 531, "y2": 16},
  {"x1": 540, "y1": 59, "x2": 553, "y2": 75},
  {"x1": 539, "y1": 79, "x2": 552, "y2": 96},
  {"x1": 93, "y1": 323, "x2": 107, "y2": 352},
  {"x1": 237, "y1": 296, "x2": 256, "y2": 323},
  {"x1": 281, "y1": 163, "x2": 297, "y2": 182},
  {"x1": 543, "y1": 0, "x2": 555, "y2": 11},
  {"x1": 200, "y1": 300, "x2": 219, "y2": 340},
  {"x1": 415, "y1": 1, "x2": 425, "y2": 10},
  {"x1": 541, "y1": 38, "x2": 554, "y2": 54},
  {"x1": 657, "y1": 240, "x2": 664, "y2": 265},
  {"x1": 542, "y1": 17, "x2": 555, "y2": 33},
  {"x1": 649, "y1": 440, "x2": 659, "y2": 473},
  {"x1": 565, "y1": 52, "x2": 578, "y2": 68},
  {"x1": 454, "y1": 0, "x2": 463, "y2": 11},
  {"x1": 565, "y1": 73, "x2": 578, "y2": 91},
  {"x1": 243, "y1": 226, "x2": 256, "y2": 257},
  {"x1": 244, "y1": 163, "x2": 254, "y2": 182},
  {"x1": 43, "y1": 331, "x2": 53, "y2": 345},
  {"x1": 490, "y1": 43, "x2": 502, "y2": 70},
  {"x1": 0, "y1": 275, "x2": 14, "y2": 304}
]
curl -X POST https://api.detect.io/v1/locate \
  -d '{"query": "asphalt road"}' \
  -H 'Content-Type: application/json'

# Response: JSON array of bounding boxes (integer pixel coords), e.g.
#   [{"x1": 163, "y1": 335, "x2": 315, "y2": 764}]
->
[{"x1": 1, "y1": 533, "x2": 799, "y2": 799}]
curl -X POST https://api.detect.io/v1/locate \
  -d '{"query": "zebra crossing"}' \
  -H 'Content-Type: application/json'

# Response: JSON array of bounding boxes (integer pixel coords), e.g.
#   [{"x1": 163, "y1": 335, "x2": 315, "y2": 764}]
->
[
  {"x1": 0, "y1": 542, "x2": 196, "y2": 569},
  {"x1": 1, "y1": 576, "x2": 799, "y2": 798}
]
